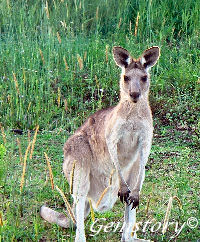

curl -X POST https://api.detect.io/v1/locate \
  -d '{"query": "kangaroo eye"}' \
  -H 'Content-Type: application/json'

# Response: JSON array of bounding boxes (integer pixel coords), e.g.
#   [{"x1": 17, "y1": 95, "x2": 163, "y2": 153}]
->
[
  {"x1": 141, "y1": 76, "x2": 147, "y2": 82},
  {"x1": 124, "y1": 75, "x2": 129, "y2": 82}
]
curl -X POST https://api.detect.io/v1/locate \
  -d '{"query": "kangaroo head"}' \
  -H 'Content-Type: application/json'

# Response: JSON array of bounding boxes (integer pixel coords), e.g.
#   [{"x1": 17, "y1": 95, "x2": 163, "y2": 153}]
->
[{"x1": 113, "y1": 46, "x2": 160, "y2": 103}]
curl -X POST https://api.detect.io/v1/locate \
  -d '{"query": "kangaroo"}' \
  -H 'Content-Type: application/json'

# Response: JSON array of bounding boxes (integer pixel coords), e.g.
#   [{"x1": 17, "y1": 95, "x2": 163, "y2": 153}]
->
[{"x1": 40, "y1": 46, "x2": 160, "y2": 241}]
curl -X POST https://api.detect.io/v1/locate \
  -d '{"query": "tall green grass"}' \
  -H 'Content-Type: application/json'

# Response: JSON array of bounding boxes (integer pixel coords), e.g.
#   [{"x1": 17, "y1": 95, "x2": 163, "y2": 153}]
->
[
  {"x1": 0, "y1": 0, "x2": 199, "y2": 130},
  {"x1": 0, "y1": 2, "x2": 199, "y2": 241}
]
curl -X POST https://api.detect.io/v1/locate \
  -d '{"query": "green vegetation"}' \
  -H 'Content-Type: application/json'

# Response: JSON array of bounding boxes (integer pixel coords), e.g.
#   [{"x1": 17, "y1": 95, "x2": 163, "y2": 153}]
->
[
  {"x1": 0, "y1": 144, "x2": 6, "y2": 186},
  {"x1": 0, "y1": 0, "x2": 199, "y2": 241},
  {"x1": 0, "y1": 127, "x2": 199, "y2": 241},
  {"x1": 0, "y1": 0, "x2": 199, "y2": 130}
]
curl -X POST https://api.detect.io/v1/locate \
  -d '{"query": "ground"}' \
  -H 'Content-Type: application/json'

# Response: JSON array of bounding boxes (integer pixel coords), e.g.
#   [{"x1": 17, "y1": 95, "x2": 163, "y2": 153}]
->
[{"x1": 0, "y1": 125, "x2": 199, "y2": 241}]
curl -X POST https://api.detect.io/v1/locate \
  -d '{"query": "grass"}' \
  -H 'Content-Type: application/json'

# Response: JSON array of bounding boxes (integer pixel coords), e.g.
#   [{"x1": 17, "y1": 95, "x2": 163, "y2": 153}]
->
[
  {"x1": 0, "y1": 0, "x2": 199, "y2": 241},
  {"x1": 0, "y1": 0, "x2": 199, "y2": 130},
  {"x1": 0, "y1": 127, "x2": 199, "y2": 241}
]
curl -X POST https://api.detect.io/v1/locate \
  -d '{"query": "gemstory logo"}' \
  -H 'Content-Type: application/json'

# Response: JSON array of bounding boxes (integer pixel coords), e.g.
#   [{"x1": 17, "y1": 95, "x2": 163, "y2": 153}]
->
[{"x1": 89, "y1": 217, "x2": 198, "y2": 238}]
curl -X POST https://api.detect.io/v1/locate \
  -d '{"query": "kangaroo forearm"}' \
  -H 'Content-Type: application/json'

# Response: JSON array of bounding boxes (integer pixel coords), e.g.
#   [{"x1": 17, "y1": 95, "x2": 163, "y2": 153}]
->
[
  {"x1": 134, "y1": 167, "x2": 145, "y2": 192},
  {"x1": 109, "y1": 148, "x2": 127, "y2": 186},
  {"x1": 133, "y1": 150, "x2": 147, "y2": 192}
]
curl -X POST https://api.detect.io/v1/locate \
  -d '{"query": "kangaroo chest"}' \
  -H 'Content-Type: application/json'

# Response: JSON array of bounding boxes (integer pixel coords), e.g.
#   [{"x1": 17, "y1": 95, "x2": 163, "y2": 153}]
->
[{"x1": 116, "y1": 118, "x2": 152, "y2": 167}]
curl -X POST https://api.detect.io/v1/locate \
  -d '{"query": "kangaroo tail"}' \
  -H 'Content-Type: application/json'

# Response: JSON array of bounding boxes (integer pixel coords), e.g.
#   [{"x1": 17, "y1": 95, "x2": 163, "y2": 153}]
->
[{"x1": 40, "y1": 205, "x2": 74, "y2": 228}]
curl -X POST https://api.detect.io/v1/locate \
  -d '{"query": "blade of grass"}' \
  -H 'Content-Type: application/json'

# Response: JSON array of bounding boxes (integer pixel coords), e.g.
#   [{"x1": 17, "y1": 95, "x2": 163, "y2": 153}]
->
[
  {"x1": 88, "y1": 199, "x2": 95, "y2": 222},
  {"x1": 20, "y1": 141, "x2": 32, "y2": 193},
  {"x1": 55, "y1": 185, "x2": 76, "y2": 224},
  {"x1": 44, "y1": 152, "x2": 54, "y2": 190},
  {"x1": 30, "y1": 125, "x2": 39, "y2": 160}
]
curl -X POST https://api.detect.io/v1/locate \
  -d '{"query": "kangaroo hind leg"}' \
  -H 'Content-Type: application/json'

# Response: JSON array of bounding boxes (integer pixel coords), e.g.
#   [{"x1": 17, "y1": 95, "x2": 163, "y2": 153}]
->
[
  {"x1": 71, "y1": 162, "x2": 90, "y2": 242},
  {"x1": 63, "y1": 135, "x2": 92, "y2": 242}
]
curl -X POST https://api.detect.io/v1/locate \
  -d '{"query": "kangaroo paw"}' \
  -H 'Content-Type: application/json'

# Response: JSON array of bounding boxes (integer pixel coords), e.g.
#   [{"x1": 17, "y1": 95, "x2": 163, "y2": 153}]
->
[
  {"x1": 118, "y1": 186, "x2": 131, "y2": 203},
  {"x1": 128, "y1": 193, "x2": 139, "y2": 209}
]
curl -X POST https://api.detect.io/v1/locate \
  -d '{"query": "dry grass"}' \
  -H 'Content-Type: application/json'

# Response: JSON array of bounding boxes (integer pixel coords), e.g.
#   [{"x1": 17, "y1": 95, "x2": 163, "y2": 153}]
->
[
  {"x1": 173, "y1": 195, "x2": 183, "y2": 210},
  {"x1": 0, "y1": 127, "x2": 199, "y2": 241},
  {"x1": 109, "y1": 169, "x2": 115, "y2": 186},
  {"x1": 44, "y1": 152, "x2": 54, "y2": 190},
  {"x1": 162, "y1": 196, "x2": 173, "y2": 234},
  {"x1": 118, "y1": 17, "x2": 122, "y2": 29},
  {"x1": 70, "y1": 160, "x2": 76, "y2": 194},
  {"x1": 27, "y1": 102, "x2": 31, "y2": 112},
  {"x1": 105, "y1": 45, "x2": 109, "y2": 63},
  {"x1": 96, "y1": 186, "x2": 110, "y2": 208},
  {"x1": 20, "y1": 141, "x2": 32, "y2": 192},
  {"x1": 95, "y1": 75, "x2": 99, "y2": 89},
  {"x1": 12, "y1": 72, "x2": 20, "y2": 96},
  {"x1": 45, "y1": 1, "x2": 49, "y2": 19},
  {"x1": 0, "y1": 123, "x2": 6, "y2": 145},
  {"x1": 63, "y1": 56, "x2": 69, "y2": 71},
  {"x1": 64, "y1": 99, "x2": 68, "y2": 111},
  {"x1": 96, "y1": 169, "x2": 115, "y2": 208},
  {"x1": 77, "y1": 54, "x2": 83, "y2": 70},
  {"x1": 30, "y1": 125, "x2": 39, "y2": 160},
  {"x1": 39, "y1": 48, "x2": 45, "y2": 65},
  {"x1": 89, "y1": 199, "x2": 95, "y2": 222},
  {"x1": 134, "y1": 12, "x2": 140, "y2": 36},
  {"x1": 56, "y1": 32, "x2": 61, "y2": 44},
  {"x1": 162, "y1": 196, "x2": 182, "y2": 234},
  {"x1": 0, "y1": 212, "x2": 3, "y2": 226},
  {"x1": 55, "y1": 185, "x2": 76, "y2": 224},
  {"x1": 145, "y1": 184, "x2": 154, "y2": 215}
]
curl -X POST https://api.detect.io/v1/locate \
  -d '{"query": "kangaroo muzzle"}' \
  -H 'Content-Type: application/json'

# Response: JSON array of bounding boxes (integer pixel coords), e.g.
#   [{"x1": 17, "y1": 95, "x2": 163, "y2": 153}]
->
[{"x1": 130, "y1": 92, "x2": 141, "y2": 103}]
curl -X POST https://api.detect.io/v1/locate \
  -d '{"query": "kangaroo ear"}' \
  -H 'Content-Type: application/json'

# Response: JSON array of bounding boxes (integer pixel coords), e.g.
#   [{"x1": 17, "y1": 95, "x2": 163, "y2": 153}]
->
[
  {"x1": 113, "y1": 46, "x2": 132, "y2": 68},
  {"x1": 140, "y1": 46, "x2": 160, "y2": 69}
]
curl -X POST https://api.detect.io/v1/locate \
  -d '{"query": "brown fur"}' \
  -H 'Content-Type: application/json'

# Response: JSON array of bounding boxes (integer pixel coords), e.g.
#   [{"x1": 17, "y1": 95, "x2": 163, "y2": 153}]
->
[{"x1": 40, "y1": 46, "x2": 160, "y2": 242}]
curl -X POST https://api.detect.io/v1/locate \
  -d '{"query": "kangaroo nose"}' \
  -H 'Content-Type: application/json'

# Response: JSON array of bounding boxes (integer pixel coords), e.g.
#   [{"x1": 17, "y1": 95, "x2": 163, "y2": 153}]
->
[{"x1": 130, "y1": 92, "x2": 140, "y2": 102}]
